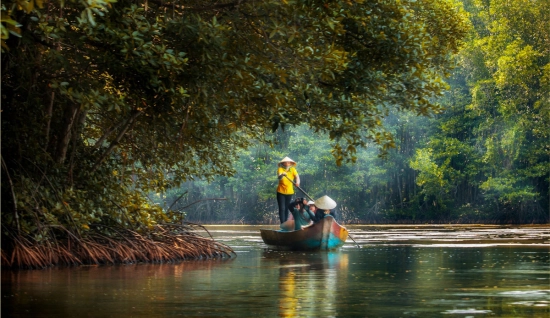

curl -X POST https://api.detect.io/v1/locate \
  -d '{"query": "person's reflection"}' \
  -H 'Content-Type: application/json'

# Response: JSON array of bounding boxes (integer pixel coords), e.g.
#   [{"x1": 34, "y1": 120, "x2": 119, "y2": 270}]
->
[
  {"x1": 306, "y1": 252, "x2": 348, "y2": 316},
  {"x1": 278, "y1": 268, "x2": 298, "y2": 317},
  {"x1": 264, "y1": 251, "x2": 349, "y2": 317}
]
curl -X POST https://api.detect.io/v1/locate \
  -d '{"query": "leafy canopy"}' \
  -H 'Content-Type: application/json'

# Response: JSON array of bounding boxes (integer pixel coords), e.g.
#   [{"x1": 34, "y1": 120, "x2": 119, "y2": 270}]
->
[
  {"x1": 1, "y1": 0, "x2": 469, "y2": 236},
  {"x1": 3, "y1": 0, "x2": 469, "y2": 165}
]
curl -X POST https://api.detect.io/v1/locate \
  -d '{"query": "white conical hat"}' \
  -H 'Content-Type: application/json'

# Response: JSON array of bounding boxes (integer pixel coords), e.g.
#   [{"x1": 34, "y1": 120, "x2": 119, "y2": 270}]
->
[
  {"x1": 314, "y1": 195, "x2": 337, "y2": 210},
  {"x1": 278, "y1": 156, "x2": 296, "y2": 166},
  {"x1": 306, "y1": 200, "x2": 315, "y2": 205}
]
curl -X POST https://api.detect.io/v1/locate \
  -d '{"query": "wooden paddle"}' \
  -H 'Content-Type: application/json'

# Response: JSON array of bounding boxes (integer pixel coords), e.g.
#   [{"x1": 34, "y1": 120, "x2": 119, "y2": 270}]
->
[{"x1": 283, "y1": 175, "x2": 314, "y2": 201}]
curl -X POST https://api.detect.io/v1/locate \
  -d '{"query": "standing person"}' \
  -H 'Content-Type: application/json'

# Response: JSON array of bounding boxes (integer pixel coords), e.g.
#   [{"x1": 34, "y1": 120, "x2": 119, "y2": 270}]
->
[{"x1": 276, "y1": 157, "x2": 300, "y2": 223}]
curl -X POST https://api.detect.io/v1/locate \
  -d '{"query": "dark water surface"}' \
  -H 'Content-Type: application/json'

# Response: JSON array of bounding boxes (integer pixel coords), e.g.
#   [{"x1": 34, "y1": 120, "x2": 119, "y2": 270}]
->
[{"x1": 2, "y1": 225, "x2": 549, "y2": 317}]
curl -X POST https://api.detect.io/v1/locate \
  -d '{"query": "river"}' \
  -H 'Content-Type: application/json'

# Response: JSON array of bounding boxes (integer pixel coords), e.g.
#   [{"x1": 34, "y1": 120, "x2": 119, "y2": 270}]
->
[{"x1": 2, "y1": 225, "x2": 549, "y2": 317}]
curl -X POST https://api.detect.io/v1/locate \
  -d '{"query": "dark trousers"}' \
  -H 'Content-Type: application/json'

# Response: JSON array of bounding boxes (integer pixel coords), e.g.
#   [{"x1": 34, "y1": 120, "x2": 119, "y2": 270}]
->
[{"x1": 277, "y1": 192, "x2": 293, "y2": 223}]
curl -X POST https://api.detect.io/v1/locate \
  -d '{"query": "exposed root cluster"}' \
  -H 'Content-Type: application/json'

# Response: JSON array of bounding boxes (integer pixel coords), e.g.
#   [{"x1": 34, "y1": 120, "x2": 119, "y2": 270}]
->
[{"x1": 1, "y1": 223, "x2": 235, "y2": 269}]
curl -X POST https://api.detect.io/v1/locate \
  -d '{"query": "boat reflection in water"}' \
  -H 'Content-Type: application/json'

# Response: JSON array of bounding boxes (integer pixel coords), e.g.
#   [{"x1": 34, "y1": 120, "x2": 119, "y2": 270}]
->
[{"x1": 262, "y1": 250, "x2": 349, "y2": 317}]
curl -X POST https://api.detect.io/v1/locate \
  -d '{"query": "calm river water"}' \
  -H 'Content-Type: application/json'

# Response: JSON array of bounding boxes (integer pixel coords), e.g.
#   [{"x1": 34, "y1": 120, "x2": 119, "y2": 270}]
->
[{"x1": 2, "y1": 225, "x2": 549, "y2": 317}]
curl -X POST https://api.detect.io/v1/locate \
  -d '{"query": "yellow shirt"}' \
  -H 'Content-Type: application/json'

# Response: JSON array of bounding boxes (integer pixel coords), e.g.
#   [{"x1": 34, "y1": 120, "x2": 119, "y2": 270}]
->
[{"x1": 276, "y1": 166, "x2": 299, "y2": 195}]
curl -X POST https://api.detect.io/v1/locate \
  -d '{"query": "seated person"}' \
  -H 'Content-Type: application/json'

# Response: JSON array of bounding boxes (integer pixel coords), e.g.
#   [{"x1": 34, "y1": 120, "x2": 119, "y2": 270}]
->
[
  {"x1": 310, "y1": 195, "x2": 337, "y2": 222},
  {"x1": 287, "y1": 197, "x2": 314, "y2": 230},
  {"x1": 305, "y1": 200, "x2": 320, "y2": 222}
]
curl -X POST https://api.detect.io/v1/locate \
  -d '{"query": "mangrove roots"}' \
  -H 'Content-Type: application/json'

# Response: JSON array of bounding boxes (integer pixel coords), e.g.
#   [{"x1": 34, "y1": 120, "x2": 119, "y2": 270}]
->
[{"x1": 1, "y1": 223, "x2": 235, "y2": 269}]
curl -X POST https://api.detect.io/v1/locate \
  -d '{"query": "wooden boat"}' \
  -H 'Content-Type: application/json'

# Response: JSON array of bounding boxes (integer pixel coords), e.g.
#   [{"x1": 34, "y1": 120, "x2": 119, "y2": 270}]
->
[{"x1": 260, "y1": 216, "x2": 348, "y2": 250}]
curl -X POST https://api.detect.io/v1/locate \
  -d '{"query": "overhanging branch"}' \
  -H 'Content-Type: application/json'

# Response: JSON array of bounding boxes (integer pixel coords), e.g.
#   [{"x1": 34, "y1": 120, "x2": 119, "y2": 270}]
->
[{"x1": 91, "y1": 110, "x2": 143, "y2": 173}]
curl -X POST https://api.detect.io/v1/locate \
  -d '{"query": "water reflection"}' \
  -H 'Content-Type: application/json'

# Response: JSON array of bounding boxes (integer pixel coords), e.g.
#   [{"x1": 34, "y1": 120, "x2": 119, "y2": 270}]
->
[
  {"x1": 2, "y1": 226, "x2": 549, "y2": 318},
  {"x1": 262, "y1": 251, "x2": 349, "y2": 317}
]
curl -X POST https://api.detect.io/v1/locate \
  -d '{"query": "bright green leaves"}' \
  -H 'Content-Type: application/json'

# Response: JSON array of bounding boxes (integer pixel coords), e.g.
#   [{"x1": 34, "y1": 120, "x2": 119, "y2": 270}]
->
[
  {"x1": 404, "y1": 0, "x2": 550, "y2": 221},
  {"x1": 76, "y1": 0, "x2": 117, "y2": 27},
  {"x1": 495, "y1": 43, "x2": 541, "y2": 107},
  {"x1": 410, "y1": 148, "x2": 446, "y2": 189},
  {"x1": 1, "y1": 6, "x2": 23, "y2": 50}
]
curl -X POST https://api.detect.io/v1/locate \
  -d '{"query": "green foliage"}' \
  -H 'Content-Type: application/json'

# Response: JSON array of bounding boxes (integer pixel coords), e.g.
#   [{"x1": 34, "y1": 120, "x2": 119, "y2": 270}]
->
[
  {"x1": 407, "y1": 0, "x2": 549, "y2": 222},
  {"x1": 161, "y1": 0, "x2": 549, "y2": 225},
  {"x1": 2, "y1": 0, "x2": 470, "y2": 245}
]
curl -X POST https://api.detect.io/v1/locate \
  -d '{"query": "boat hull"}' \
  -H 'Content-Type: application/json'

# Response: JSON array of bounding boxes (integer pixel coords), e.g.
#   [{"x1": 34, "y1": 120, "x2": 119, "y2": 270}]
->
[{"x1": 260, "y1": 216, "x2": 348, "y2": 250}]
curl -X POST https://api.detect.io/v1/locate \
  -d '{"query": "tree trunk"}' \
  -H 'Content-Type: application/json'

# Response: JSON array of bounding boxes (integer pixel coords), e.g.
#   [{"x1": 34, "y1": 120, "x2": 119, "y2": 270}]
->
[
  {"x1": 55, "y1": 106, "x2": 78, "y2": 164},
  {"x1": 397, "y1": 173, "x2": 404, "y2": 209},
  {"x1": 68, "y1": 109, "x2": 88, "y2": 184},
  {"x1": 44, "y1": 91, "x2": 55, "y2": 151}
]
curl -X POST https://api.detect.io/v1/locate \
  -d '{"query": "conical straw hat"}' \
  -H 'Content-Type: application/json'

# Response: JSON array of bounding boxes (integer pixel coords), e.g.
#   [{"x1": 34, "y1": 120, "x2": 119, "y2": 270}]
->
[
  {"x1": 314, "y1": 195, "x2": 337, "y2": 210},
  {"x1": 278, "y1": 156, "x2": 296, "y2": 166}
]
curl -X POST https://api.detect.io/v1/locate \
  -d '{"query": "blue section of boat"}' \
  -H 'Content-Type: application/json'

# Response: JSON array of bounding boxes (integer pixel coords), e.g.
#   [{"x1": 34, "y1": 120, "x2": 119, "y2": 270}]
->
[{"x1": 327, "y1": 233, "x2": 343, "y2": 249}]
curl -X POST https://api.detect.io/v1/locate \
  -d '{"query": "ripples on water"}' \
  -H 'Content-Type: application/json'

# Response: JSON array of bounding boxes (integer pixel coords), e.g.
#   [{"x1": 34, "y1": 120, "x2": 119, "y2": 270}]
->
[{"x1": 2, "y1": 225, "x2": 549, "y2": 317}]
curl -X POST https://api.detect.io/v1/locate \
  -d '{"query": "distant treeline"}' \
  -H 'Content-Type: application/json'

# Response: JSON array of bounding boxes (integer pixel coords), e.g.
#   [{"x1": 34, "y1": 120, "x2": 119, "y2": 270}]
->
[{"x1": 161, "y1": 115, "x2": 548, "y2": 224}]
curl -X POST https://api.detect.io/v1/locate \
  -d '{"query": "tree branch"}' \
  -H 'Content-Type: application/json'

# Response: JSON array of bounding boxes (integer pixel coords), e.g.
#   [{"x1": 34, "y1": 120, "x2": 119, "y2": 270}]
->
[
  {"x1": 168, "y1": 191, "x2": 189, "y2": 211},
  {"x1": 93, "y1": 119, "x2": 126, "y2": 148},
  {"x1": 91, "y1": 110, "x2": 142, "y2": 173}
]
